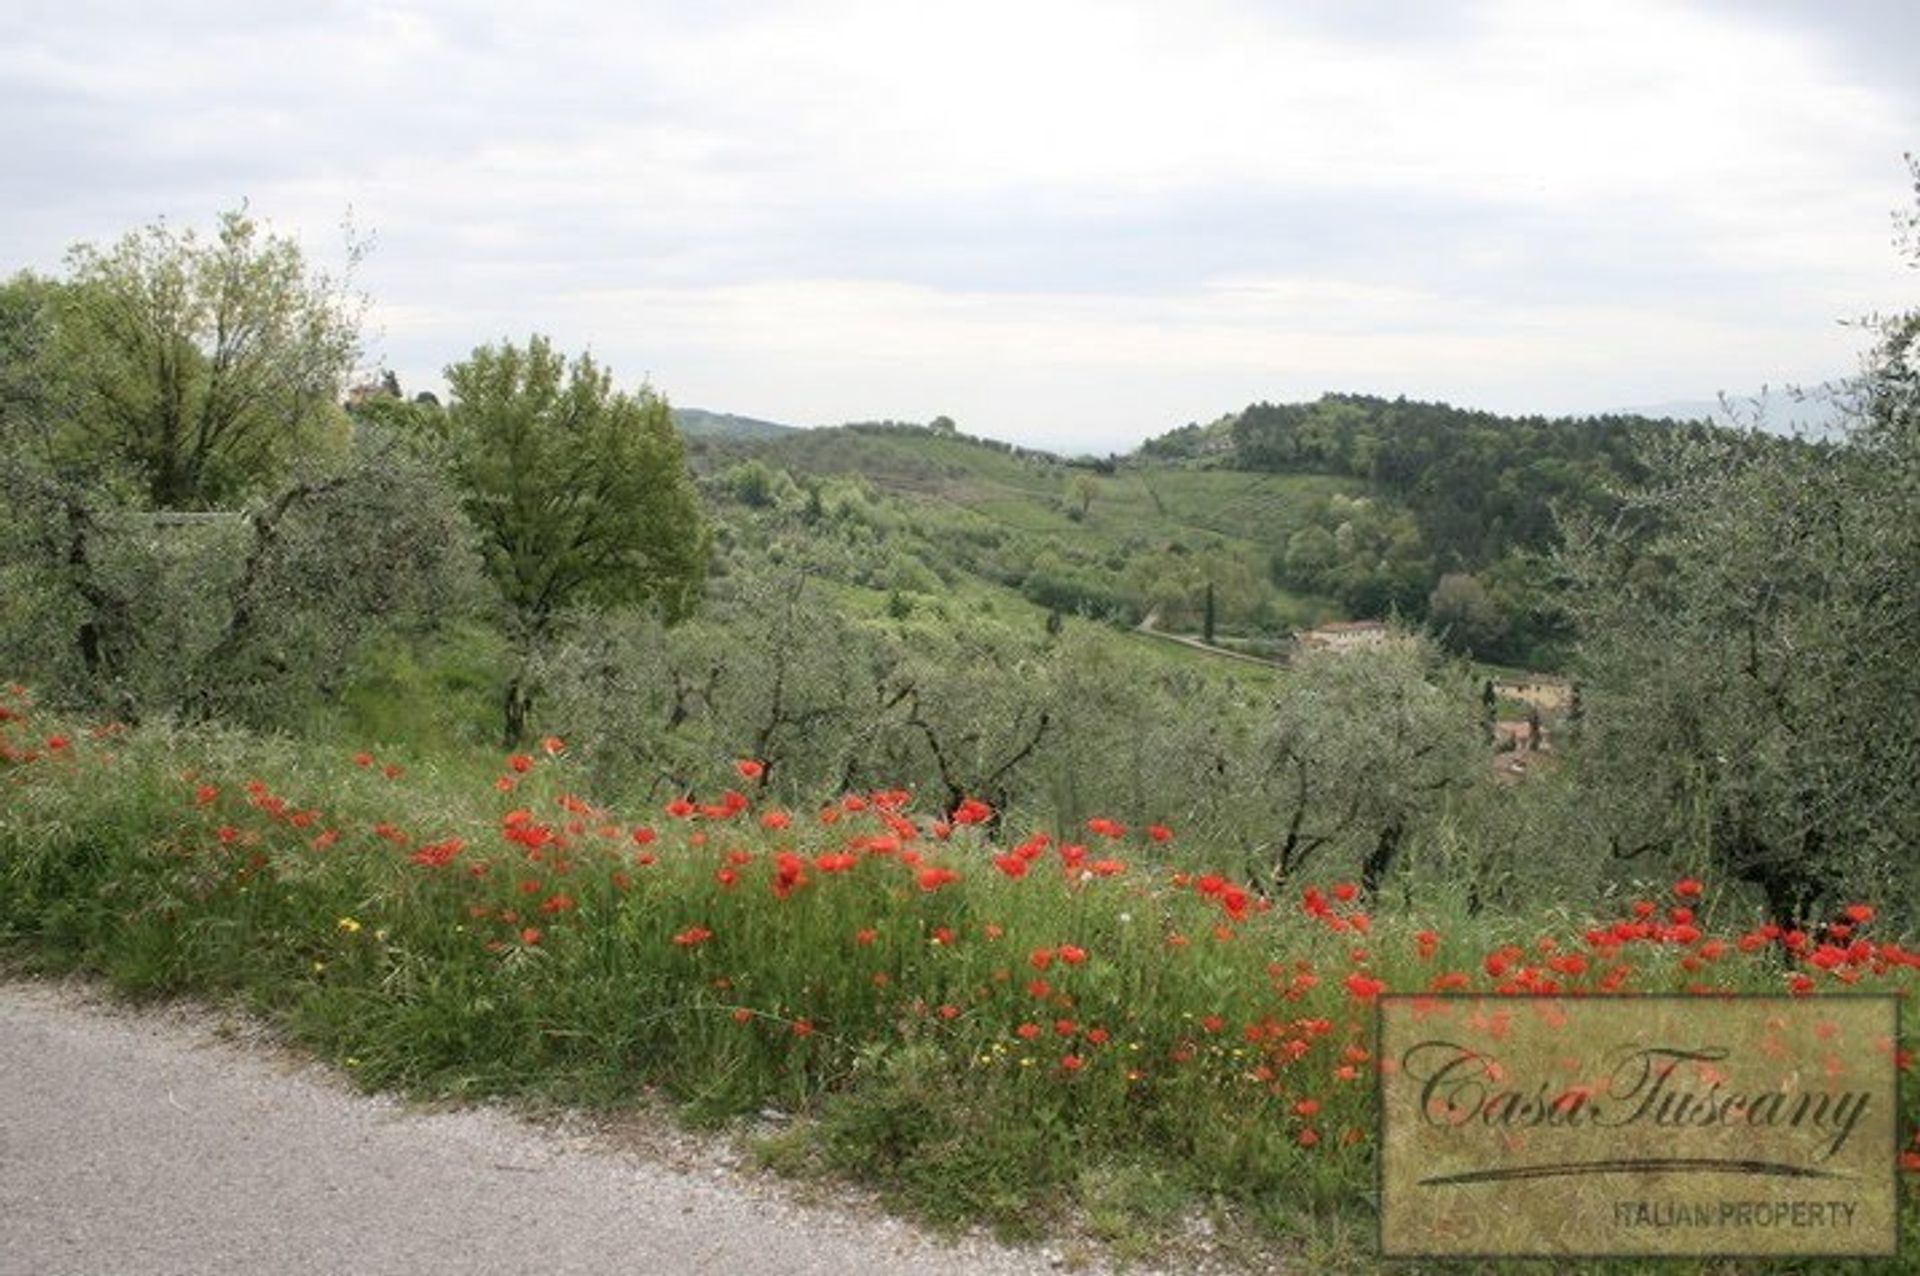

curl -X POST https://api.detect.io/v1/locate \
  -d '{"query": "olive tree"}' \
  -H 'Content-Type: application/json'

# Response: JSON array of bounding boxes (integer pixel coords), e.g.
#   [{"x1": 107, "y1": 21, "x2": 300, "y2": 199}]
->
[
  {"x1": 1559, "y1": 161, "x2": 1920, "y2": 925},
  {"x1": 45, "y1": 208, "x2": 362, "y2": 509}
]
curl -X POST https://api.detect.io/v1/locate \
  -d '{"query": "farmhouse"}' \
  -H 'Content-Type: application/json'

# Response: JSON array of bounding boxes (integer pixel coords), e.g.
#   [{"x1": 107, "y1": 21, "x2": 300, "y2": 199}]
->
[{"x1": 1294, "y1": 620, "x2": 1393, "y2": 653}]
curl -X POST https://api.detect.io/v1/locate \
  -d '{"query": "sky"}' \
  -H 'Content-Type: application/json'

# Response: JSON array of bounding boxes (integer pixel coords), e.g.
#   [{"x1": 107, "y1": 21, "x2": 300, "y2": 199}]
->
[{"x1": 1, "y1": 1, "x2": 1915, "y2": 454}]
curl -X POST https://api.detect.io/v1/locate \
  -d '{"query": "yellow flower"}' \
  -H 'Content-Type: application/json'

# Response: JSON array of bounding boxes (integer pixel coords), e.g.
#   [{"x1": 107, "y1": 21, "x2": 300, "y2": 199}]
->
[{"x1": 336, "y1": 917, "x2": 361, "y2": 933}]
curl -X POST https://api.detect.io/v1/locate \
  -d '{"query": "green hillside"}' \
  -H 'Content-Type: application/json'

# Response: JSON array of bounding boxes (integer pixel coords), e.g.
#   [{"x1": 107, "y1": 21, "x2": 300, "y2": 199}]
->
[
  {"x1": 696, "y1": 421, "x2": 1352, "y2": 647},
  {"x1": 671, "y1": 406, "x2": 800, "y2": 442},
  {"x1": 690, "y1": 395, "x2": 1692, "y2": 669}
]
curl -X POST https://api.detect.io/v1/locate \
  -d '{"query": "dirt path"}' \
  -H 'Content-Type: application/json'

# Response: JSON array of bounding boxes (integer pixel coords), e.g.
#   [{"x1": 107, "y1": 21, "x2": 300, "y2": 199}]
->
[{"x1": 0, "y1": 979, "x2": 1074, "y2": 1276}]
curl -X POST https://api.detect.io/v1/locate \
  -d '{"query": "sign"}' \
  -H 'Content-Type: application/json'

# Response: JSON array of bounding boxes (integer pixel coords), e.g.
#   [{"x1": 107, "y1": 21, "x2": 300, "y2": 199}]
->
[{"x1": 1377, "y1": 995, "x2": 1900, "y2": 1258}]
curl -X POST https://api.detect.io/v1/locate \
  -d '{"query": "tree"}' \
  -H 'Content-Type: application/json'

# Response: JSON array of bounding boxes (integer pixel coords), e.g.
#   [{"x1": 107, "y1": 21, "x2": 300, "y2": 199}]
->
[
  {"x1": 444, "y1": 335, "x2": 707, "y2": 744},
  {"x1": 1427, "y1": 572, "x2": 1505, "y2": 656},
  {"x1": 1559, "y1": 161, "x2": 1920, "y2": 926},
  {"x1": 1068, "y1": 471, "x2": 1098, "y2": 517},
  {"x1": 45, "y1": 208, "x2": 362, "y2": 509}
]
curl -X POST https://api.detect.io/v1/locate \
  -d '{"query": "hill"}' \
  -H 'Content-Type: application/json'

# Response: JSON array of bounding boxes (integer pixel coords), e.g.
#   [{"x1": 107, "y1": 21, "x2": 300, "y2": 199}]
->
[
  {"x1": 690, "y1": 395, "x2": 1721, "y2": 669},
  {"x1": 671, "y1": 407, "x2": 800, "y2": 442}
]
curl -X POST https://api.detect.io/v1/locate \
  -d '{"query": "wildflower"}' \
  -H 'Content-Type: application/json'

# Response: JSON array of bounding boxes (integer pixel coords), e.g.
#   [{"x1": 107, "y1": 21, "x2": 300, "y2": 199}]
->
[
  {"x1": 1344, "y1": 972, "x2": 1386, "y2": 1002},
  {"x1": 773, "y1": 851, "x2": 809, "y2": 899},
  {"x1": 715, "y1": 868, "x2": 740, "y2": 889},
  {"x1": 538, "y1": 892, "x2": 576, "y2": 915},
  {"x1": 931, "y1": 927, "x2": 956, "y2": 946},
  {"x1": 541, "y1": 736, "x2": 566, "y2": 756},
  {"x1": 736, "y1": 759, "x2": 765, "y2": 780},
  {"x1": 855, "y1": 928, "x2": 879, "y2": 946},
  {"x1": 336, "y1": 917, "x2": 362, "y2": 933},
  {"x1": 520, "y1": 927, "x2": 543, "y2": 946},
  {"x1": 1147, "y1": 823, "x2": 1173, "y2": 843},
  {"x1": 917, "y1": 866, "x2": 960, "y2": 892},
  {"x1": 672, "y1": 926, "x2": 713, "y2": 947},
  {"x1": 1061, "y1": 1055, "x2": 1086, "y2": 1074},
  {"x1": 761, "y1": 809, "x2": 792, "y2": 831},
  {"x1": 353, "y1": 751, "x2": 374, "y2": 768},
  {"x1": 508, "y1": 753, "x2": 534, "y2": 774},
  {"x1": 1674, "y1": 878, "x2": 1703, "y2": 899},
  {"x1": 951, "y1": 797, "x2": 993, "y2": 825},
  {"x1": 733, "y1": 1008, "x2": 754, "y2": 1025},
  {"x1": 1029, "y1": 948, "x2": 1054, "y2": 971},
  {"x1": 1016, "y1": 1022, "x2": 1042, "y2": 1040},
  {"x1": 791, "y1": 1019, "x2": 815, "y2": 1038},
  {"x1": 1057, "y1": 944, "x2": 1088, "y2": 966},
  {"x1": 194, "y1": 784, "x2": 219, "y2": 806},
  {"x1": 409, "y1": 839, "x2": 464, "y2": 868},
  {"x1": 992, "y1": 853, "x2": 1029, "y2": 879}
]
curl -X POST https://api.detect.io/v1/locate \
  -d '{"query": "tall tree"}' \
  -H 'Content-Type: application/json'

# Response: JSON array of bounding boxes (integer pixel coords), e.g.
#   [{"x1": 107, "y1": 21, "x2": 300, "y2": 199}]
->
[
  {"x1": 46, "y1": 208, "x2": 362, "y2": 509},
  {"x1": 444, "y1": 335, "x2": 707, "y2": 745}
]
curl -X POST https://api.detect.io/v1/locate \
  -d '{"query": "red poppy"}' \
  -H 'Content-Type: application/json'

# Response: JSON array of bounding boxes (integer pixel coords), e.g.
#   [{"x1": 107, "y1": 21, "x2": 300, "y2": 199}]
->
[
  {"x1": 541, "y1": 736, "x2": 566, "y2": 756},
  {"x1": 736, "y1": 759, "x2": 765, "y2": 780},
  {"x1": 917, "y1": 866, "x2": 960, "y2": 892},
  {"x1": 1344, "y1": 972, "x2": 1386, "y2": 1002},
  {"x1": 508, "y1": 754, "x2": 534, "y2": 774},
  {"x1": 1147, "y1": 824, "x2": 1173, "y2": 843},
  {"x1": 672, "y1": 925, "x2": 713, "y2": 947}
]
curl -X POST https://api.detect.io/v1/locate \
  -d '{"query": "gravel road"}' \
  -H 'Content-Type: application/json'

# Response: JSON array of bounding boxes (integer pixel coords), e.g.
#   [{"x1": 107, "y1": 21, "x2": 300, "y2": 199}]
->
[{"x1": 0, "y1": 980, "x2": 1073, "y2": 1276}]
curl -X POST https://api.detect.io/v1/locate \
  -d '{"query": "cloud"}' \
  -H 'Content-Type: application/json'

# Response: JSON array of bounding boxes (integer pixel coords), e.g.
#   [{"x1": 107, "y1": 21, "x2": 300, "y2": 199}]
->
[{"x1": 1, "y1": 0, "x2": 1913, "y2": 450}]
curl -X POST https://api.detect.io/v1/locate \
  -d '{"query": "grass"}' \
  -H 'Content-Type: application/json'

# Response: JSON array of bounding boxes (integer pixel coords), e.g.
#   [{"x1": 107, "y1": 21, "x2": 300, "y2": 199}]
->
[{"x1": 4, "y1": 687, "x2": 1919, "y2": 1272}]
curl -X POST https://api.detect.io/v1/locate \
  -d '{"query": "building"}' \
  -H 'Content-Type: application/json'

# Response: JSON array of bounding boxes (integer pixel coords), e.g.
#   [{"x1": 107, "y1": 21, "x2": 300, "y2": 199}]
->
[{"x1": 1293, "y1": 620, "x2": 1393, "y2": 654}]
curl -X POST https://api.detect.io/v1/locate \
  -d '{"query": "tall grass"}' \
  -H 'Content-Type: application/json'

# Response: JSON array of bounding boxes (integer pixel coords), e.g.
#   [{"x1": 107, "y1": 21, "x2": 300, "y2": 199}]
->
[{"x1": 3, "y1": 686, "x2": 1916, "y2": 1265}]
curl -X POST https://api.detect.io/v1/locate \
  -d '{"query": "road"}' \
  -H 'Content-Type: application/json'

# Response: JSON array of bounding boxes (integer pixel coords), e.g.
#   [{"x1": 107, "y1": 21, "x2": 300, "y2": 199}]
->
[{"x1": 0, "y1": 980, "x2": 1066, "y2": 1276}]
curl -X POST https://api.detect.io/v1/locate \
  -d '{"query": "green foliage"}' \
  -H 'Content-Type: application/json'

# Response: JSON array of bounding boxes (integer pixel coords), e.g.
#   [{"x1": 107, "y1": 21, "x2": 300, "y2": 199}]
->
[
  {"x1": 1559, "y1": 170, "x2": 1920, "y2": 926},
  {"x1": 40, "y1": 209, "x2": 362, "y2": 509},
  {"x1": 443, "y1": 335, "x2": 708, "y2": 744},
  {"x1": 446, "y1": 336, "x2": 706, "y2": 635},
  {"x1": 0, "y1": 423, "x2": 480, "y2": 727}
]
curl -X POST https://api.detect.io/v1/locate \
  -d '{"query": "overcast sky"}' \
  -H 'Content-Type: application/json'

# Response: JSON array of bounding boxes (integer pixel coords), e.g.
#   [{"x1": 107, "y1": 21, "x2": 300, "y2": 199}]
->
[{"x1": 2, "y1": 1, "x2": 1914, "y2": 453}]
